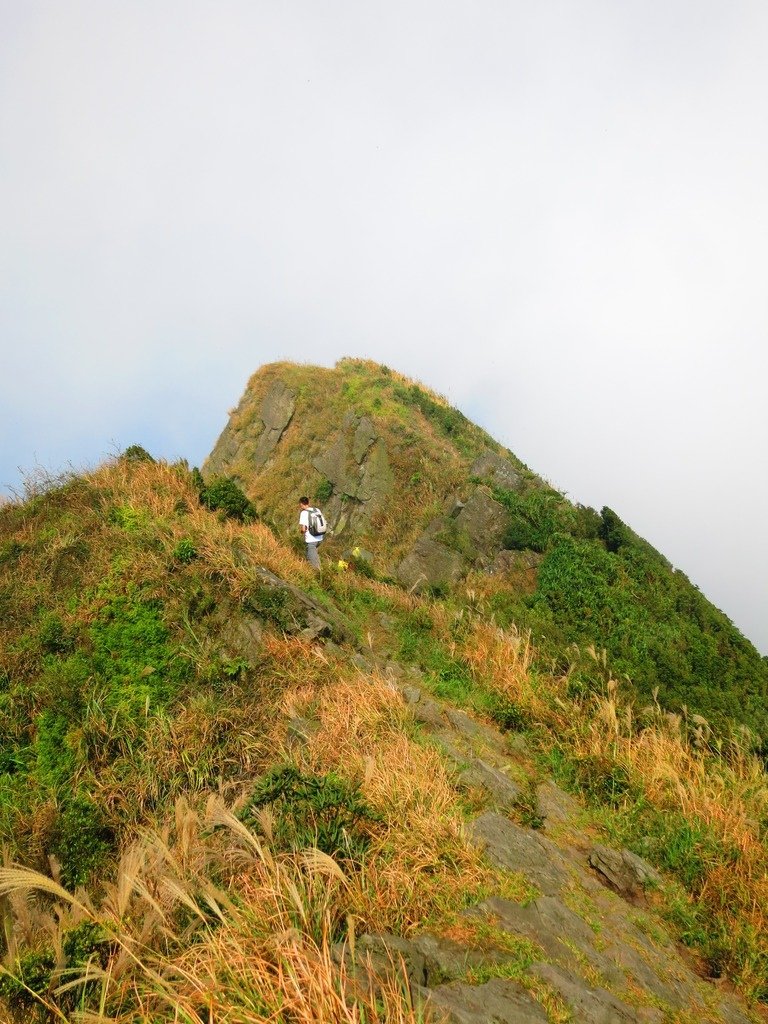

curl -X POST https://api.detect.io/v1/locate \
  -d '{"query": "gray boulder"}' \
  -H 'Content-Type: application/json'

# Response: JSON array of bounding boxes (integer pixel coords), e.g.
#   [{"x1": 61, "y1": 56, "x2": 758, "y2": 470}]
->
[
  {"x1": 453, "y1": 488, "x2": 509, "y2": 558},
  {"x1": 536, "y1": 780, "x2": 581, "y2": 832},
  {"x1": 459, "y1": 759, "x2": 523, "y2": 809},
  {"x1": 588, "y1": 846, "x2": 662, "y2": 899},
  {"x1": 470, "y1": 812, "x2": 571, "y2": 895},
  {"x1": 470, "y1": 451, "x2": 522, "y2": 492},
  {"x1": 530, "y1": 962, "x2": 651, "y2": 1023},
  {"x1": 396, "y1": 535, "x2": 464, "y2": 591},
  {"x1": 423, "y1": 977, "x2": 548, "y2": 1024}
]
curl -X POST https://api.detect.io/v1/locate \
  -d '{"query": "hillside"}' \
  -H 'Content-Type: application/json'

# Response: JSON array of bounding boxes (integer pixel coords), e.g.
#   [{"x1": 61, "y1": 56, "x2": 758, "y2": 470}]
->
[
  {"x1": 205, "y1": 358, "x2": 768, "y2": 746},
  {"x1": 0, "y1": 363, "x2": 766, "y2": 1023}
]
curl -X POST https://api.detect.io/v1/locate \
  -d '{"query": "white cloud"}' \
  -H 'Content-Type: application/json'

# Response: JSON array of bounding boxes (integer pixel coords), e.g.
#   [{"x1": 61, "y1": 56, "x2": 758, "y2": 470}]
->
[{"x1": 1, "y1": 0, "x2": 766, "y2": 649}]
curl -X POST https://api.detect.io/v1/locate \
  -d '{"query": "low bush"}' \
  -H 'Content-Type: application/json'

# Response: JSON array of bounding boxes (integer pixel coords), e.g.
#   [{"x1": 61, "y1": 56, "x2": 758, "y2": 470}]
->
[
  {"x1": 315, "y1": 478, "x2": 333, "y2": 503},
  {"x1": 52, "y1": 795, "x2": 116, "y2": 887},
  {"x1": 172, "y1": 537, "x2": 197, "y2": 563},
  {"x1": 199, "y1": 476, "x2": 256, "y2": 523},
  {"x1": 493, "y1": 486, "x2": 574, "y2": 553},
  {"x1": 38, "y1": 612, "x2": 75, "y2": 654},
  {"x1": 0, "y1": 948, "x2": 55, "y2": 1010},
  {"x1": 243, "y1": 763, "x2": 378, "y2": 860},
  {"x1": 121, "y1": 444, "x2": 155, "y2": 463}
]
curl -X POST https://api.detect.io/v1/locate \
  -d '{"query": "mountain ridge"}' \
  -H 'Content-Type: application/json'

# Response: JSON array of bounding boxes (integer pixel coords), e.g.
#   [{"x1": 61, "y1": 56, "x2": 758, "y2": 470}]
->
[
  {"x1": 203, "y1": 358, "x2": 768, "y2": 746},
  {"x1": 0, "y1": 360, "x2": 766, "y2": 1022}
]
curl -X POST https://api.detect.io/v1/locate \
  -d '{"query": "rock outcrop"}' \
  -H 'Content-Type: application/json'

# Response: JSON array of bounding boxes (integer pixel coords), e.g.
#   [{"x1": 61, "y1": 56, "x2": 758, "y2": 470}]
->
[
  {"x1": 396, "y1": 486, "x2": 509, "y2": 590},
  {"x1": 207, "y1": 379, "x2": 296, "y2": 478},
  {"x1": 470, "y1": 450, "x2": 523, "y2": 492},
  {"x1": 333, "y1": 667, "x2": 755, "y2": 1024},
  {"x1": 312, "y1": 412, "x2": 394, "y2": 536}
]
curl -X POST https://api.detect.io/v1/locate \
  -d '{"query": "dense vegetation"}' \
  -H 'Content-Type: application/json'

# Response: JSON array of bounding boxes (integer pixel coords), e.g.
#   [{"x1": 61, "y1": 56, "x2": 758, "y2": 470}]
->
[
  {"x1": 0, "y1": 459, "x2": 302, "y2": 892},
  {"x1": 485, "y1": 486, "x2": 768, "y2": 748}
]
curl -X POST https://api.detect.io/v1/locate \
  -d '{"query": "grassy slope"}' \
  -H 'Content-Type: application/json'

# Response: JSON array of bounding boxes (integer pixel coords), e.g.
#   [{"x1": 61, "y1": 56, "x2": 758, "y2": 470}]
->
[
  {"x1": 0, "y1": 457, "x2": 315, "y2": 884},
  {"x1": 0, "y1": 376, "x2": 766, "y2": 1019},
  {"x1": 0, "y1": 456, "x2": 766, "y2": 1021}
]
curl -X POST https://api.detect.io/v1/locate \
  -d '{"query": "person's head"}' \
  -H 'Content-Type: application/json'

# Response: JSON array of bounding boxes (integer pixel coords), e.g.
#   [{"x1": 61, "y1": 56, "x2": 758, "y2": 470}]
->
[{"x1": 299, "y1": 496, "x2": 310, "y2": 509}]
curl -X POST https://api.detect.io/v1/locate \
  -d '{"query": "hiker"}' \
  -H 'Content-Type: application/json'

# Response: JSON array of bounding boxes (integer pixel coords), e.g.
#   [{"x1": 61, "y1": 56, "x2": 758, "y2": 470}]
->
[{"x1": 298, "y1": 497, "x2": 326, "y2": 570}]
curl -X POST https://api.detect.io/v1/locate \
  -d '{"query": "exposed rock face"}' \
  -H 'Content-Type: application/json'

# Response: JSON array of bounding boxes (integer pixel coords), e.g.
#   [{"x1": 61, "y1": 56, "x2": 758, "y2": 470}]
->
[
  {"x1": 529, "y1": 963, "x2": 649, "y2": 1024},
  {"x1": 423, "y1": 978, "x2": 548, "y2": 1024},
  {"x1": 253, "y1": 381, "x2": 297, "y2": 466},
  {"x1": 588, "y1": 845, "x2": 662, "y2": 900},
  {"x1": 536, "y1": 779, "x2": 581, "y2": 832},
  {"x1": 312, "y1": 413, "x2": 394, "y2": 536},
  {"x1": 396, "y1": 487, "x2": 508, "y2": 590},
  {"x1": 324, "y1": 669, "x2": 756, "y2": 1024},
  {"x1": 470, "y1": 450, "x2": 522, "y2": 492},
  {"x1": 452, "y1": 488, "x2": 508, "y2": 559},
  {"x1": 469, "y1": 812, "x2": 571, "y2": 895},
  {"x1": 396, "y1": 533, "x2": 465, "y2": 591},
  {"x1": 207, "y1": 380, "x2": 296, "y2": 477}
]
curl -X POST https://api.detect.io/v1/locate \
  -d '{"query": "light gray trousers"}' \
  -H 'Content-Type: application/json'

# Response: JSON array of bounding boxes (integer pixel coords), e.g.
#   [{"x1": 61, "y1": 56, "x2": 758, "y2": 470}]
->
[{"x1": 305, "y1": 541, "x2": 321, "y2": 570}]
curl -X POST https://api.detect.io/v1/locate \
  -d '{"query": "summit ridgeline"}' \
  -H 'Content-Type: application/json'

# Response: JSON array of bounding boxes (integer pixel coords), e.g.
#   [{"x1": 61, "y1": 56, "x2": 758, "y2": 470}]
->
[{"x1": 0, "y1": 357, "x2": 766, "y2": 1022}]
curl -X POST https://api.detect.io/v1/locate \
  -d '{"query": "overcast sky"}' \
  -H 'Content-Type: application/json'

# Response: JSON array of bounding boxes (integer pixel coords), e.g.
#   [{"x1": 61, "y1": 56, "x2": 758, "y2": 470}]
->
[{"x1": 1, "y1": 1, "x2": 766, "y2": 653}]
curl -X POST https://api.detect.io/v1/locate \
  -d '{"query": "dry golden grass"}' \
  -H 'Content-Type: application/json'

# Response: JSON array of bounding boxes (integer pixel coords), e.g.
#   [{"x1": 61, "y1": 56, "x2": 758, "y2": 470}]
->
[
  {"x1": 273, "y1": 667, "x2": 494, "y2": 936},
  {"x1": 0, "y1": 796, "x2": 433, "y2": 1023},
  {"x1": 0, "y1": 623, "x2": 493, "y2": 1019},
  {"x1": 458, "y1": 618, "x2": 556, "y2": 724},
  {"x1": 457, "y1": 616, "x2": 768, "y2": 997},
  {"x1": 573, "y1": 691, "x2": 768, "y2": 965},
  {"x1": 90, "y1": 457, "x2": 314, "y2": 589}
]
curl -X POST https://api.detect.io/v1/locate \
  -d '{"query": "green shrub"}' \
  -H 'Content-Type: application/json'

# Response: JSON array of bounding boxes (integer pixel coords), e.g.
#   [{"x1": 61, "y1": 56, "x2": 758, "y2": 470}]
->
[
  {"x1": 0, "y1": 948, "x2": 55, "y2": 1008},
  {"x1": 244, "y1": 585, "x2": 295, "y2": 631},
  {"x1": 0, "y1": 539, "x2": 25, "y2": 566},
  {"x1": 90, "y1": 587, "x2": 188, "y2": 694},
  {"x1": 243, "y1": 764, "x2": 378, "y2": 860},
  {"x1": 573, "y1": 504, "x2": 602, "y2": 540},
  {"x1": 482, "y1": 692, "x2": 529, "y2": 733},
  {"x1": 38, "y1": 613, "x2": 75, "y2": 654},
  {"x1": 62, "y1": 921, "x2": 109, "y2": 969},
  {"x1": 199, "y1": 477, "x2": 256, "y2": 523},
  {"x1": 36, "y1": 710, "x2": 78, "y2": 789},
  {"x1": 107, "y1": 504, "x2": 149, "y2": 531},
  {"x1": 52, "y1": 795, "x2": 115, "y2": 887},
  {"x1": 350, "y1": 555, "x2": 376, "y2": 580},
  {"x1": 493, "y1": 487, "x2": 575, "y2": 552},
  {"x1": 173, "y1": 538, "x2": 198, "y2": 563},
  {"x1": 599, "y1": 506, "x2": 628, "y2": 552},
  {"x1": 531, "y1": 535, "x2": 768, "y2": 740},
  {"x1": 392, "y1": 383, "x2": 470, "y2": 440},
  {"x1": 121, "y1": 444, "x2": 155, "y2": 463},
  {"x1": 315, "y1": 479, "x2": 333, "y2": 503}
]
